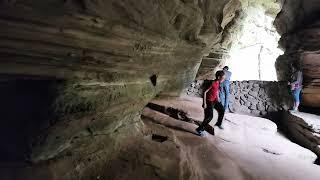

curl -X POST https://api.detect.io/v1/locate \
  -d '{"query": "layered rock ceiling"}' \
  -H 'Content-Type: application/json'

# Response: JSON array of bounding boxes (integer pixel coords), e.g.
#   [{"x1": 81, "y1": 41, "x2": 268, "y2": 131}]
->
[{"x1": 0, "y1": 0, "x2": 233, "y2": 179}]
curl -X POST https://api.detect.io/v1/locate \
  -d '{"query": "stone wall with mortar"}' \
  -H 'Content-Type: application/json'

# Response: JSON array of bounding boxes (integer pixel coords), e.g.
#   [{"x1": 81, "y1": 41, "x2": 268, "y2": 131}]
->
[{"x1": 184, "y1": 80, "x2": 293, "y2": 117}]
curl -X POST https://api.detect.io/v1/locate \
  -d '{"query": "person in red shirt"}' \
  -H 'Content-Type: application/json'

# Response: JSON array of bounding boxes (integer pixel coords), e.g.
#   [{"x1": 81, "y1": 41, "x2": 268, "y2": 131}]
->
[{"x1": 196, "y1": 70, "x2": 226, "y2": 137}]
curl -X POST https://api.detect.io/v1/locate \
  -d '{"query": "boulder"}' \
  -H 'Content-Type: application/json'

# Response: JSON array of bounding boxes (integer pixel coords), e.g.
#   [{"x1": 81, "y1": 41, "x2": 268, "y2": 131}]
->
[
  {"x1": 248, "y1": 91, "x2": 258, "y2": 97},
  {"x1": 260, "y1": 111, "x2": 268, "y2": 116},
  {"x1": 253, "y1": 84, "x2": 260, "y2": 88},
  {"x1": 248, "y1": 96, "x2": 258, "y2": 105},
  {"x1": 245, "y1": 101, "x2": 252, "y2": 107},
  {"x1": 281, "y1": 111, "x2": 320, "y2": 157},
  {"x1": 252, "y1": 87, "x2": 260, "y2": 92},
  {"x1": 251, "y1": 110, "x2": 261, "y2": 116},
  {"x1": 249, "y1": 104, "x2": 257, "y2": 110},
  {"x1": 240, "y1": 99, "x2": 245, "y2": 105},
  {"x1": 257, "y1": 103, "x2": 266, "y2": 111},
  {"x1": 240, "y1": 95, "x2": 247, "y2": 101}
]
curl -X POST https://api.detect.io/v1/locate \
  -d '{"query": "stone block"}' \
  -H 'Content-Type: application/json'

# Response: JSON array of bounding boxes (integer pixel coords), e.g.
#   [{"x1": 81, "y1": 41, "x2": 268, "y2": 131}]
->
[
  {"x1": 257, "y1": 103, "x2": 265, "y2": 111},
  {"x1": 253, "y1": 84, "x2": 260, "y2": 88},
  {"x1": 240, "y1": 95, "x2": 246, "y2": 101},
  {"x1": 249, "y1": 104, "x2": 257, "y2": 110},
  {"x1": 258, "y1": 88, "x2": 265, "y2": 95},
  {"x1": 260, "y1": 111, "x2": 268, "y2": 116},
  {"x1": 248, "y1": 91, "x2": 258, "y2": 97},
  {"x1": 240, "y1": 99, "x2": 245, "y2": 105},
  {"x1": 251, "y1": 110, "x2": 261, "y2": 116},
  {"x1": 267, "y1": 105, "x2": 277, "y2": 112},
  {"x1": 239, "y1": 106, "x2": 251, "y2": 114},
  {"x1": 248, "y1": 96, "x2": 257, "y2": 103},
  {"x1": 259, "y1": 94, "x2": 267, "y2": 100},
  {"x1": 245, "y1": 101, "x2": 251, "y2": 107},
  {"x1": 252, "y1": 87, "x2": 260, "y2": 92}
]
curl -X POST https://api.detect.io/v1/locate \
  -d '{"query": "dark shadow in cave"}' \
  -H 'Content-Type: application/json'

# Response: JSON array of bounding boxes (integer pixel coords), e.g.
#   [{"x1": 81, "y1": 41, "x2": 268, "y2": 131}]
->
[
  {"x1": 299, "y1": 105, "x2": 320, "y2": 116},
  {"x1": 0, "y1": 74, "x2": 62, "y2": 162},
  {"x1": 314, "y1": 157, "x2": 320, "y2": 166},
  {"x1": 151, "y1": 134, "x2": 168, "y2": 143},
  {"x1": 149, "y1": 74, "x2": 157, "y2": 87}
]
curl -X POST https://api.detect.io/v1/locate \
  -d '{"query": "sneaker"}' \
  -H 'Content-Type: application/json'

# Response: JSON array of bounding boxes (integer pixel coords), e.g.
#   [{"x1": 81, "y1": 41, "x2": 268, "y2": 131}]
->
[
  {"x1": 195, "y1": 129, "x2": 206, "y2": 137},
  {"x1": 290, "y1": 109, "x2": 299, "y2": 113},
  {"x1": 217, "y1": 125, "x2": 224, "y2": 130}
]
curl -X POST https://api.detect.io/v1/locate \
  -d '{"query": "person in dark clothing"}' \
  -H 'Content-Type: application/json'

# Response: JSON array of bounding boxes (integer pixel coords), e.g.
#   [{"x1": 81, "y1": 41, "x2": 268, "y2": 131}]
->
[{"x1": 196, "y1": 70, "x2": 226, "y2": 137}]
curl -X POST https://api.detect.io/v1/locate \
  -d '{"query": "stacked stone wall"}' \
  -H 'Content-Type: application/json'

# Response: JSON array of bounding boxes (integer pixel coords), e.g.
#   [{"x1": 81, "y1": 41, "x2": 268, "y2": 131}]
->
[{"x1": 184, "y1": 80, "x2": 293, "y2": 117}]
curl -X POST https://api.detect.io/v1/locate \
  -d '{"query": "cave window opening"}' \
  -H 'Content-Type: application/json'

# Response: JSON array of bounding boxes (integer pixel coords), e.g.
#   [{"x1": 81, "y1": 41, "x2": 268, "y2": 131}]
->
[{"x1": 225, "y1": 6, "x2": 284, "y2": 81}]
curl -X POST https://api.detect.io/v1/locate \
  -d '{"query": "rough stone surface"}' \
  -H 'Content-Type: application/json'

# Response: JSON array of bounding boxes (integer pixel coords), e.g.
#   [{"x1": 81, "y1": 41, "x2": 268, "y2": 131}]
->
[
  {"x1": 275, "y1": 22, "x2": 320, "y2": 108},
  {"x1": 141, "y1": 97, "x2": 320, "y2": 179},
  {"x1": 274, "y1": 0, "x2": 320, "y2": 108},
  {"x1": 281, "y1": 111, "x2": 320, "y2": 157},
  {"x1": 196, "y1": 0, "x2": 281, "y2": 79},
  {"x1": 184, "y1": 80, "x2": 293, "y2": 117},
  {"x1": 0, "y1": 1, "x2": 235, "y2": 179},
  {"x1": 1, "y1": 0, "x2": 320, "y2": 179}
]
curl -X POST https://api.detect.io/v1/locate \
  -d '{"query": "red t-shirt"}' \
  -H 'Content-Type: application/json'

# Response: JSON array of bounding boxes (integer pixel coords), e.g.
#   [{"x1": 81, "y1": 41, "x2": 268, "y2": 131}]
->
[{"x1": 206, "y1": 80, "x2": 220, "y2": 102}]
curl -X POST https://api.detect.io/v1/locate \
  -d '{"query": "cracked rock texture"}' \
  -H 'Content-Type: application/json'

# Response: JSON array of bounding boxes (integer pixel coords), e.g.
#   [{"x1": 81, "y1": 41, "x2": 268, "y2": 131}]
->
[
  {"x1": 282, "y1": 111, "x2": 320, "y2": 157},
  {"x1": 0, "y1": 0, "x2": 241, "y2": 179},
  {"x1": 275, "y1": 0, "x2": 320, "y2": 108}
]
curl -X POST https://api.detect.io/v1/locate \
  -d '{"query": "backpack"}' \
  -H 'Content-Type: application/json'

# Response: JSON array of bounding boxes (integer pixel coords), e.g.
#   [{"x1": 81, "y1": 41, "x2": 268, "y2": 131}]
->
[{"x1": 202, "y1": 80, "x2": 213, "y2": 96}]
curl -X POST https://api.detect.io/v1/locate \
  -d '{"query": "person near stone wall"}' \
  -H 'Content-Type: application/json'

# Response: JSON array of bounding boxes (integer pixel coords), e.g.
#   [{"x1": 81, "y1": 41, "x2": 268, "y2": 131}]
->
[
  {"x1": 219, "y1": 66, "x2": 232, "y2": 111},
  {"x1": 288, "y1": 63, "x2": 303, "y2": 111},
  {"x1": 196, "y1": 71, "x2": 226, "y2": 137}
]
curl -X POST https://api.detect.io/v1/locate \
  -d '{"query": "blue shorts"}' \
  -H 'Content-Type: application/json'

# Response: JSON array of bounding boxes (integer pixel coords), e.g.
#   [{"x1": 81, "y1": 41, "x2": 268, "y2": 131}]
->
[{"x1": 291, "y1": 88, "x2": 302, "y2": 103}]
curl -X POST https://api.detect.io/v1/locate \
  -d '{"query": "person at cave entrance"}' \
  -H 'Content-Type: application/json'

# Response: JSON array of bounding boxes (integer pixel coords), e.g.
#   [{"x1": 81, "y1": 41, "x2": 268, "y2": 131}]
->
[
  {"x1": 288, "y1": 62, "x2": 303, "y2": 111},
  {"x1": 196, "y1": 70, "x2": 226, "y2": 137},
  {"x1": 219, "y1": 66, "x2": 232, "y2": 111}
]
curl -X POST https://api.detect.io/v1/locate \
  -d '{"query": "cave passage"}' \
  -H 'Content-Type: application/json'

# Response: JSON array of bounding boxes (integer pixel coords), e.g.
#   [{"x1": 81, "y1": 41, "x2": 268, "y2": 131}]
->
[
  {"x1": 1, "y1": 0, "x2": 320, "y2": 179},
  {"x1": 0, "y1": 75, "x2": 61, "y2": 162},
  {"x1": 226, "y1": 7, "x2": 284, "y2": 81}
]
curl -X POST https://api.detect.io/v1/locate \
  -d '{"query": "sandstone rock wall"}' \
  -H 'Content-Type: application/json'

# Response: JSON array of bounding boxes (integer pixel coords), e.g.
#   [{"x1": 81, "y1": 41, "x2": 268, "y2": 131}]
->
[
  {"x1": 196, "y1": 0, "x2": 281, "y2": 79},
  {"x1": 276, "y1": 23, "x2": 320, "y2": 108},
  {"x1": 281, "y1": 111, "x2": 320, "y2": 157},
  {"x1": 275, "y1": 0, "x2": 320, "y2": 108},
  {"x1": 0, "y1": 1, "x2": 233, "y2": 179},
  {"x1": 184, "y1": 80, "x2": 293, "y2": 117}
]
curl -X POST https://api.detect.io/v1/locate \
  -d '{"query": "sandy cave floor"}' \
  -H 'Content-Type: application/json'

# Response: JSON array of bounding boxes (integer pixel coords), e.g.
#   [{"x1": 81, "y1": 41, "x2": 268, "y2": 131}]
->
[
  {"x1": 140, "y1": 96, "x2": 320, "y2": 180},
  {"x1": 1, "y1": 96, "x2": 320, "y2": 180}
]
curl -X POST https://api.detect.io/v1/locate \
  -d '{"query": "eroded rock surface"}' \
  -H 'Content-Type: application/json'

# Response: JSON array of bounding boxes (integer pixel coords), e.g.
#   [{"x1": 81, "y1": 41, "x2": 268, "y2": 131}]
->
[
  {"x1": 197, "y1": 0, "x2": 281, "y2": 79},
  {"x1": 0, "y1": 0, "x2": 242, "y2": 179},
  {"x1": 282, "y1": 111, "x2": 320, "y2": 157},
  {"x1": 1, "y1": 0, "x2": 320, "y2": 179},
  {"x1": 275, "y1": 0, "x2": 320, "y2": 108}
]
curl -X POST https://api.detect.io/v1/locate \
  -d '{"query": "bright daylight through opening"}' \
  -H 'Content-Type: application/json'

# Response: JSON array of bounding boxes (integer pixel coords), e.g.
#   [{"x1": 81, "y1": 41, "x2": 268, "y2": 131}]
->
[{"x1": 226, "y1": 6, "x2": 284, "y2": 81}]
